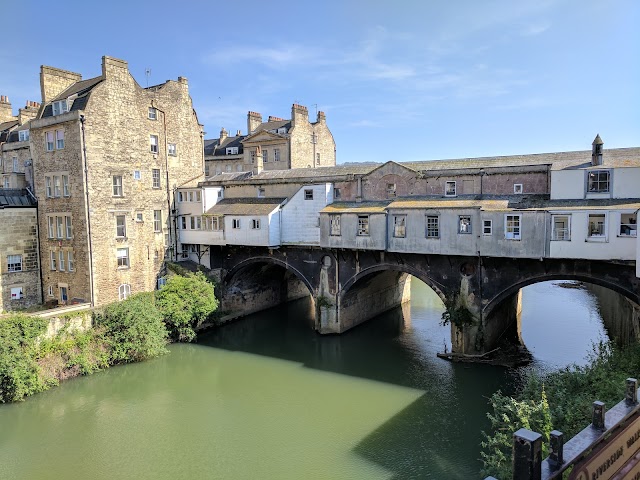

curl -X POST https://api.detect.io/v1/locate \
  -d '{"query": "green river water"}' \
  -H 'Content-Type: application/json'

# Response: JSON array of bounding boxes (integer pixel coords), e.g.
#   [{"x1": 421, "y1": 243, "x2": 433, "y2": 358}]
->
[{"x1": 0, "y1": 281, "x2": 608, "y2": 479}]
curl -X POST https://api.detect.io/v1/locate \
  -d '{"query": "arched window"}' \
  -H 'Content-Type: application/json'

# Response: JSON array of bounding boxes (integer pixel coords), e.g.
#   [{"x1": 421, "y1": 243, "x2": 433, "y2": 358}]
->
[{"x1": 118, "y1": 284, "x2": 131, "y2": 301}]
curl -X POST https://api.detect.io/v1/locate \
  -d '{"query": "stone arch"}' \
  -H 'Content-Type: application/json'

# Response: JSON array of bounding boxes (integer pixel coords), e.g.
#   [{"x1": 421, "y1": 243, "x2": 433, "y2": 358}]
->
[
  {"x1": 223, "y1": 256, "x2": 315, "y2": 296},
  {"x1": 338, "y1": 263, "x2": 449, "y2": 303},
  {"x1": 483, "y1": 273, "x2": 640, "y2": 320}
]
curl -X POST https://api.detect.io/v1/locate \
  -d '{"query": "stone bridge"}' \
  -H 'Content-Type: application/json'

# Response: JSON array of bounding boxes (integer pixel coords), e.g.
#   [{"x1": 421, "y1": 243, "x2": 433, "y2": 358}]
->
[{"x1": 208, "y1": 245, "x2": 640, "y2": 355}]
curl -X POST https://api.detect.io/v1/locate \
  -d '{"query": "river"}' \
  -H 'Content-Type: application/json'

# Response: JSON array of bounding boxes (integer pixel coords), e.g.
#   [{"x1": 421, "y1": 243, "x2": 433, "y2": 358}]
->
[{"x1": 0, "y1": 280, "x2": 609, "y2": 479}]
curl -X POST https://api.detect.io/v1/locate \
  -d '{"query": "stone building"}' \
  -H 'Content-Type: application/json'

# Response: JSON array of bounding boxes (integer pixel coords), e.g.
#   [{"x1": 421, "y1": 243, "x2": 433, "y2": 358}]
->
[
  {"x1": 28, "y1": 56, "x2": 204, "y2": 307},
  {"x1": 0, "y1": 96, "x2": 40, "y2": 190},
  {"x1": 0, "y1": 188, "x2": 41, "y2": 311},
  {"x1": 204, "y1": 104, "x2": 336, "y2": 176}
]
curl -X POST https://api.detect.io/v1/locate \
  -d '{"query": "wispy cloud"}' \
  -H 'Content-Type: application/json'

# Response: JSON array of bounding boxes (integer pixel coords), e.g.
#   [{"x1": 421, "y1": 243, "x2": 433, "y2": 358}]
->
[
  {"x1": 522, "y1": 23, "x2": 551, "y2": 36},
  {"x1": 347, "y1": 119, "x2": 381, "y2": 128}
]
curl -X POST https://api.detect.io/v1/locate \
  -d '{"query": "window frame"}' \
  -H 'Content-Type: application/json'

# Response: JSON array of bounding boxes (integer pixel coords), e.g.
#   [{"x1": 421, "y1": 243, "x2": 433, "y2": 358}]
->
[
  {"x1": 504, "y1": 214, "x2": 522, "y2": 240},
  {"x1": 18, "y1": 130, "x2": 29, "y2": 142},
  {"x1": 152, "y1": 168, "x2": 161, "y2": 188},
  {"x1": 445, "y1": 181, "x2": 457, "y2": 197},
  {"x1": 483, "y1": 219, "x2": 493, "y2": 235},
  {"x1": 55, "y1": 129, "x2": 64, "y2": 149},
  {"x1": 168, "y1": 143, "x2": 177, "y2": 156},
  {"x1": 153, "y1": 210, "x2": 162, "y2": 232},
  {"x1": 304, "y1": 189, "x2": 314, "y2": 200},
  {"x1": 150, "y1": 135, "x2": 159, "y2": 154},
  {"x1": 274, "y1": 148, "x2": 280, "y2": 161},
  {"x1": 252, "y1": 219, "x2": 261, "y2": 229},
  {"x1": 232, "y1": 218, "x2": 241, "y2": 229},
  {"x1": 45, "y1": 131, "x2": 54, "y2": 151},
  {"x1": 7, "y1": 254, "x2": 22, "y2": 272},
  {"x1": 587, "y1": 213, "x2": 607, "y2": 238},
  {"x1": 386, "y1": 183, "x2": 397, "y2": 198},
  {"x1": 330, "y1": 214, "x2": 341, "y2": 236},
  {"x1": 458, "y1": 215, "x2": 472, "y2": 234},
  {"x1": 116, "y1": 215, "x2": 127, "y2": 238},
  {"x1": 551, "y1": 215, "x2": 571, "y2": 241},
  {"x1": 426, "y1": 215, "x2": 439, "y2": 238},
  {"x1": 112, "y1": 175, "x2": 123, "y2": 197},
  {"x1": 514, "y1": 184, "x2": 523, "y2": 194},
  {"x1": 587, "y1": 170, "x2": 611, "y2": 193},
  {"x1": 148, "y1": 107, "x2": 157, "y2": 120},
  {"x1": 68, "y1": 251, "x2": 74, "y2": 271},
  {"x1": 116, "y1": 248, "x2": 130, "y2": 268},
  {"x1": 619, "y1": 213, "x2": 637, "y2": 237},
  {"x1": 392, "y1": 214, "x2": 406, "y2": 238},
  {"x1": 62, "y1": 175, "x2": 70, "y2": 197},
  {"x1": 118, "y1": 284, "x2": 131, "y2": 301},
  {"x1": 357, "y1": 215, "x2": 370, "y2": 236}
]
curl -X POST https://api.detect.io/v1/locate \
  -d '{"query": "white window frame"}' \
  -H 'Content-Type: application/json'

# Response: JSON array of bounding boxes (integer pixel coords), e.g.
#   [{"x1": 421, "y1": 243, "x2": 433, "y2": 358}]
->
[
  {"x1": 150, "y1": 135, "x2": 159, "y2": 154},
  {"x1": 59, "y1": 251, "x2": 65, "y2": 272},
  {"x1": 18, "y1": 130, "x2": 29, "y2": 142},
  {"x1": 330, "y1": 215, "x2": 341, "y2": 236},
  {"x1": 10, "y1": 286, "x2": 24, "y2": 300},
  {"x1": 357, "y1": 215, "x2": 369, "y2": 236},
  {"x1": 118, "y1": 284, "x2": 131, "y2": 301},
  {"x1": 62, "y1": 175, "x2": 70, "y2": 197},
  {"x1": 52, "y1": 100, "x2": 68, "y2": 116},
  {"x1": 232, "y1": 218, "x2": 241, "y2": 229},
  {"x1": 387, "y1": 183, "x2": 397, "y2": 198},
  {"x1": 133, "y1": 170, "x2": 141, "y2": 181},
  {"x1": 116, "y1": 215, "x2": 127, "y2": 238},
  {"x1": 226, "y1": 147, "x2": 238, "y2": 155},
  {"x1": 50, "y1": 250, "x2": 57, "y2": 270},
  {"x1": 483, "y1": 219, "x2": 493, "y2": 235},
  {"x1": 514, "y1": 184, "x2": 523, "y2": 194},
  {"x1": 587, "y1": 213, "x2": 607, "y2": 239},
  {"x1": 53, "y1": 175, "x2": 61, "y2": 197},
  {"x1": 148, "y1": 107, "x2": 157, "y2": 120},
  {"x1": 45, "y1": 131, "x2": 54, "y2": 151},
  {"x1": 619, "y1": 213, "x2": 637, "y2": 237},
  {"x1": 65, "y1": 215, "x2": 73, "y2": 239},
  {"x1": 445, "y1": 181, "x2": 457, "y2": 197},
  {"x1": 168, "y1": 143, "x2": 177, "y2": 156},
  {"x1": 48, "y1": 217, "x2": 55, "y2": 238},
  {"x1": 113, "y1": 175, "x2": 123, "y2": 196},
  {"x1": 263, "y1": 149, "x2": 268, "y2": 163},
  {"x1": 154, "y1": 210, "x2": 162, "y2": 232},
  {"x1": 46, "y1": 176, "x2": 53, "y2": 198},
  {"x1": 252, "y1": 219, "x2": 261, "y2": 229},
  {"x1": 551, "y1": 215, "x2": 571, "y2": 241},
  {"x1": 393, "y1": 215, "x2": 406, "y2": 238},
  {"x1": 68, "y1": 251, "x2": 74, "y2": 271},
  {"x1": 274, "y1": 149, "x2": 280, "y2": 161},
  {"x1": 152, "y1": 169, "x2": 160, "y2": 188},
  {"x1": 55, "y1": 129, "x2": 64, "y2": 149},
  {"x1": 458, "y1": 216, "x2": 472, "y2": 234},
  {"x1": 304, "y1": 189, "x2": 313, "y2": 200},
  {"x1": 7, "y1": 254, "x2": 22, "y2": 272},
  {"x1": 504, "y1": 214, "x2": 522, "y2": 240},
  {"x1": 117, "y1": 248, "x2": 129, "y2": 268}
]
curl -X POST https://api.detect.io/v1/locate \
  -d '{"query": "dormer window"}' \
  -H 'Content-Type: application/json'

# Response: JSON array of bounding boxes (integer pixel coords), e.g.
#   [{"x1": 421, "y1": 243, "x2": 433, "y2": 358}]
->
[
  {"x1": 52, "y1": 100, "x2": 68, "y2": 116},
  {"x1": 587, "y1": 170, "x2": 610, "y2": 193},
  {"x1": 18, "y1": 130, "x2": 29, "y2": 142},
  {"x1": 226, "y1": 147, "x2": 239, "y2": 155},
  {"x1": 277, "y1": 127, "x2": 287, "y2": 134}
]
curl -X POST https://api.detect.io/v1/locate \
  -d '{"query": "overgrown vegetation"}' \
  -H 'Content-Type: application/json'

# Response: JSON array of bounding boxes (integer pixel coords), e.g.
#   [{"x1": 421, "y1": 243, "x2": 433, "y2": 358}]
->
[
  {"x1": 481, "y1": 341, "x2": 640, "y2": 478},
  {"x1": 440, "y1": 295, "x2": 475, "y2": 327},
  {"x1": 0, "y1": 271, "x2": 219, "y2": 403},
  {"x1": 156, "y1": 272, "x2": 218, "y2": 342}
]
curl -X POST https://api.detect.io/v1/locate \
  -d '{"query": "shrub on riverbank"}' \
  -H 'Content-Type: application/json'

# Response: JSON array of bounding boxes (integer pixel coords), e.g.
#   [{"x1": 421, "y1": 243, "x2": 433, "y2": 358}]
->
[
  {"x1": 156, "y1": 272, "x2": 218, "y2": 342},
  {"x1": 0, "y1": 314, "x2": 49, "y2": 403},
  {"x1": 93, "y1": 292, "x2": 168, "y2": 364},
  {"x1": 480, "y1": 341, "x2": 640, "y2": 478}
]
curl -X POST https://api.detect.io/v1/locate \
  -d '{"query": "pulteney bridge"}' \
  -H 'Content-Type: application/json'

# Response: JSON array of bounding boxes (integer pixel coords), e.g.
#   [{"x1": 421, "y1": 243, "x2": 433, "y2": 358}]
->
[{"x1": 209, "y1": 245, "x2": 640, "y2": 355}]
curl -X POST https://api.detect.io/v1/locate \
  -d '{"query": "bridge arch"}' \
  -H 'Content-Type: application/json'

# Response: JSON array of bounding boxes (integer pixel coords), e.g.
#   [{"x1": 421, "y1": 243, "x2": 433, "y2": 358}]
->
[
  {"x1": 483, "y1": 273, "x2": 640, "y2": 320},
  {"x1": 338, "y1": 263, "x2": 449, "y2": 302},
  {"x1": 223, "y1": 256, "x2": 315, "y2": 295}
]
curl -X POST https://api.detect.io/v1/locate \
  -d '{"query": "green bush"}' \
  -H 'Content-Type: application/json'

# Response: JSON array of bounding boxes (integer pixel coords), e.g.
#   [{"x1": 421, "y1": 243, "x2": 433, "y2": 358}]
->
[
  {"x1": 156, "y1": 271, "x2": 218, "y2": 342},
  {"x1": 481, "y1": 341, "x2": 640, "y2": 478},
  {"x1": 0, "y1": 314, "x2": 48, "y2": 403},
  {"x1": 93, "y1": 292, "x2": 168, "y2": 364}
]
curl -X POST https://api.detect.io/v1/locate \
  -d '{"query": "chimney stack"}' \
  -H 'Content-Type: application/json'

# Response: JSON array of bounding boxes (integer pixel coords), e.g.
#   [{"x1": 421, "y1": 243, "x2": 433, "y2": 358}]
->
[
  {"x1": 253, "y1": 145, "x2": 264, "y2": 175},
  {"x1": 236, "y1": 129, "x2": 242, "y2": 136},
  {"x1": 18, "y1": 101, "x2": 40, "y2": 124},
  {"x1": 40, "y1": 65, "x2": 82, "y2": 104},
  {"x1": 0, "y1": 95, "x2": 15, "y2": 123},
  {"x1": 247, "y1": 111, "x2": 262, "y2": 134},
  {"x1": 291, "y1": 103, "x2": 308, "y2": 128},
  {"x1": 317, "y1": 111, "x2": 326, "y2": 123},
  {"x1": 219, "y1": 127, "x2": 228, "y2": 143}
]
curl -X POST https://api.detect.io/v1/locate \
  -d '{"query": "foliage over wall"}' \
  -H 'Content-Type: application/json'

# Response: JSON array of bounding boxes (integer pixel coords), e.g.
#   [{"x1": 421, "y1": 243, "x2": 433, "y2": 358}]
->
[{"x1": 481, "y1": 341, "x2": 640, "y2": 478}]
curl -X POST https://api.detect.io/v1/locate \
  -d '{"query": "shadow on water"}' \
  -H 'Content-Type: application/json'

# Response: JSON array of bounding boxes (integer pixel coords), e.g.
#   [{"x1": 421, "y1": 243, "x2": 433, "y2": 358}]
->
[{"x1": 199, "y1": 283, "x2": 519, "y2": 479}]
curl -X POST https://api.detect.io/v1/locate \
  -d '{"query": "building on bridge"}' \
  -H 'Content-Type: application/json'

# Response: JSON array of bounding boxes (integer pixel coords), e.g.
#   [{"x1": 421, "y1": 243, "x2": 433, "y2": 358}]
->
[
  {"x1": 204, "y1": 104, "x2": 336, "y2": 176},
  {"x1": 175, "y1": 136, "x2": 640, "y2": 354}
]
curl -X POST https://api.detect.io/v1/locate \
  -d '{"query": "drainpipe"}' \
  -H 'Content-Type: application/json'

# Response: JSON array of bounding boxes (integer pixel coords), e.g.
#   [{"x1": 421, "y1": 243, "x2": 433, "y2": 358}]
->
[
  {"x1": 80, "y1": 115, "x2": 95, "y2": 306},
  {"x1": 28, "y1": 187, "x2": 45, "y2": 305}
]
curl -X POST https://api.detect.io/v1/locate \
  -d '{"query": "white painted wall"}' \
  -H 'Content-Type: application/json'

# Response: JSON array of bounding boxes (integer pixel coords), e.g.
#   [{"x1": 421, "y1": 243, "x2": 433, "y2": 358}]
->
[
  {"x1": 636, "y1": 234, "x2": 640, "y2": 278},
  {"x1": 269, "y1": 211, "x2": 281, "y2": 246},
  {"x1": 281, "y1": 184, "x2": 331, "y2": 246},
  {"x1": 549, "y1": 210, "x2": 637, "y2": 260},
  {"x1": 203, "y1": 186, "x2": 223, "y2": 212},
  {"x1": 223, "y1": 212, "x2": 277, "y2": 246},
  {"x1": 175, "y1": 188, "x2": 203, "y2": 216},
  {"x1": 550, "y1": 170, "x2": 584, "y2": 199},
  {"x1": 613, "y1": 168, "x2": 640, "y2": 198}
]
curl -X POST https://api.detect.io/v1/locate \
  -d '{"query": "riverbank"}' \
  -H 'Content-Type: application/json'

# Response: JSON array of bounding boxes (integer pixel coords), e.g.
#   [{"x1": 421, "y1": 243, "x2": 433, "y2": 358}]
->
[{"x1": 0, "y1": 272, "x2": 217, "y2": 403}]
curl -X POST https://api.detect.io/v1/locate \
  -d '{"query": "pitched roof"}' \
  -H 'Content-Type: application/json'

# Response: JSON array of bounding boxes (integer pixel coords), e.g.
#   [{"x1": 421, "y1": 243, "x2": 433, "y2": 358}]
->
[
  {"x1": 0, "y1": 189, "x2": 36, "y2": 208},
  {"x1": 41, "y1": 76, "x2": 102, "y2": 118},
  {"x1": 204, "y1": 135, "x2": 245, "y2": 157},
  {"x1": 205, "y1": 197, "x2": 286, "y2": 215},
  {"x1": 321, "y1": 201, "x2": 389, "y2": 214}
]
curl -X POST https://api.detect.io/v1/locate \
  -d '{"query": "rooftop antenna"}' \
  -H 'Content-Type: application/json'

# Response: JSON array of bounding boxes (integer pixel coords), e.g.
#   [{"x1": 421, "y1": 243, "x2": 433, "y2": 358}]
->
[{"x1": 145, "y1": 68, "x2": 151, "y2": 87}]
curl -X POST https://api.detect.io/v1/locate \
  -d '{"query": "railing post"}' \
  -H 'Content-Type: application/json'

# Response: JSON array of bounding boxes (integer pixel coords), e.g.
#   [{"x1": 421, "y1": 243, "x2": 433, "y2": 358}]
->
[
  {"x1": 513, "y1": 428, "x2": 542, "y2": 480},
  {"x1": 626, "y1": 378, "x2": 638, "y2": 405},
  {"x1": 592, "y1": 401, "x2": 606, "y2": 430},
  {"x1": 548, "y1": 430, "x2": 564, "y2": 468}
]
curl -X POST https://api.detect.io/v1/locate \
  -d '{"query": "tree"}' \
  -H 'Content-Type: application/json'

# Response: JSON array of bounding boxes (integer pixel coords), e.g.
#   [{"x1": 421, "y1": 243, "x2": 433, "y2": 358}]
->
[{"x1": 156, "y1": 271, "x2": 218, "y2": 342}]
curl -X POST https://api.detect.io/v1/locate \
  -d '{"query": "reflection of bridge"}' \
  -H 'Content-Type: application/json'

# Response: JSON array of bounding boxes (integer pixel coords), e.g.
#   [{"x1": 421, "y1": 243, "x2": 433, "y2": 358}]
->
[{"x1": 211, "y1": 245, "x2": 640, "y2": 355}]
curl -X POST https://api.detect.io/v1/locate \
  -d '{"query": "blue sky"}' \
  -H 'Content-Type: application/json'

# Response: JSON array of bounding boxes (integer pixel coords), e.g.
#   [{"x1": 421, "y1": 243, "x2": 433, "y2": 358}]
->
[{"x1": 1, "y1": 0, "x2": 638, "y2": 163}]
